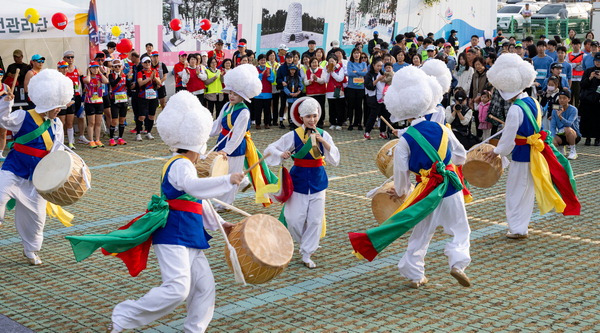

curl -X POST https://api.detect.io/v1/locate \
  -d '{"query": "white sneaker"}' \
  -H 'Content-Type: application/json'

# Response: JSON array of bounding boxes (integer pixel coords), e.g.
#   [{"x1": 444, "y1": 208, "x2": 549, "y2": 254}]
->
[
  {"x1": 23, "y1": 251, "x2": 42, "y2": 265},
  {"x1": 409, "y1": 276, "x2": 428, "y2": 289},
  {"x1": 78, "y1": 136, "x2": 90, "y2": 144},
  {"x1": 335, "y1": 126, "x2": 342, "y2": 130},
  {"x1": 135, "y1": 134, "x2": 142, "y2": 141},
  {"x1": 329, "y1": 125, "x2": 335, "y2": 130},
  {"x1": 145, "y1": 133, "x2": 154, "y2": 140},
  {"x1": 302, "y1": 254, "x2": 316, "y2": 268},
  {"x1": 567, "y1": 149, "x2": 578, "y2": 160}
]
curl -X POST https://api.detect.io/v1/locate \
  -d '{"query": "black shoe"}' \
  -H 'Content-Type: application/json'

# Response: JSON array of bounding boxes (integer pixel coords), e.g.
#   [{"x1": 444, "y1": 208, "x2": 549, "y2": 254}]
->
[
  {"x1": 357, "y1": 125, "x2": 363, "y2": 131},
  {"x1": 595, "y1": 139, "x2": 600, "y2": 146},
  {"x1": 585, "y1": 138, "x2": 591, "y2": 146},
  {"x1": 279, "y1": 121, "x2": 285, "y2": 129},
  {"x1": 348, "y1": 126, "x2": 354, "y2": 131}
]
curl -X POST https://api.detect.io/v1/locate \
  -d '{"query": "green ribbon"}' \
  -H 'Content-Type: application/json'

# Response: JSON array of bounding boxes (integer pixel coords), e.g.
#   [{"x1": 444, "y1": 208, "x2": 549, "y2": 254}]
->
[
  {"x1": 365, "y1": 125, "x2": 462, "y2": 254},
  {"x1": 291, "y1": 128, "x2": 324, "y2": 159},
  {"x1": 6, "y1": 119, "x2": 51, "y2": 150},
  {"x1": 65, "y1": 195, "x2": 170, "y2": 262}
]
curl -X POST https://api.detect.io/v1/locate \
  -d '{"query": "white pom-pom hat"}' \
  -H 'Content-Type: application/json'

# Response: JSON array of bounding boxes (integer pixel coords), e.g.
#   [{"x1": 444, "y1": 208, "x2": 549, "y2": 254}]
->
[
  {"x1": 384, "y1": 66, "x2": 436, "y2": 121},
  {"x1": 421, "y1": 59, "x2": 452, "y2": 93},
  {"x1": 28, "y1": 69, "x2": 74, "y2": 113},
  {"x1": 290, "y1": 97, "x2": 322, "y2": 127},
  {"x1": 222, "y1": 64, "x2": 262, "y2": 102},
  {"x1": 156, "y1": 91, "x2": 213, "y2": 154},
  {"x1": 487, "y1": 53, "x2": 536, "y2": 100}
]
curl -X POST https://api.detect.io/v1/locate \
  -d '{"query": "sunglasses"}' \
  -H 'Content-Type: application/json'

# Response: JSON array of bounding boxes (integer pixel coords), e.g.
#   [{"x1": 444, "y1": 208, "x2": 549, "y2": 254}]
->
[
  {"x1": 143, "y1": 60, "x2": 151, "y2": 64},
  {"x1": 65, "y1": 56, "x2": 74, "y2": 59},
  {"x1": 180, "y1": 54, "x2": 187, "y2": 57},
  {"x1": 114, "y1": 65, "x2": 122, "y2": 68},
  {"x1": 35, "y1": 59, "x2": 45, "y2": 63}
]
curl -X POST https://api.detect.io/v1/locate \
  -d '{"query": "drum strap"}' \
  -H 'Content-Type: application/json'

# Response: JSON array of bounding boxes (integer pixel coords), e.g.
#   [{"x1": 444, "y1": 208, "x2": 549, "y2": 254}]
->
[
  {"x1": 7, "y1": 110, "x2": 53, "y2": 151},
  {"x1": 292, "y1": 127, "x2": 325, "y2": 161},
  {"x1": 512, "y1": 99, "x2": 578, "y2": 216}
]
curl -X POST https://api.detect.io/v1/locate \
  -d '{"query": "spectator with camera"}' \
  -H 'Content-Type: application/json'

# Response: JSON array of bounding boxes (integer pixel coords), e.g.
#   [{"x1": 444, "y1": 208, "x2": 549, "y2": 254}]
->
[{"x1": 445, "y1": 88, "x2": 477, "y2": 149}]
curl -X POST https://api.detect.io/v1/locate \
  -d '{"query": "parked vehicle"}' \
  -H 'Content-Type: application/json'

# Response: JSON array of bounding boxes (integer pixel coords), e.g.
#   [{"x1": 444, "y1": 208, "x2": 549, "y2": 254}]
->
[
  {"x1": 497, "y1": 3, "x2": 541, "y2": 31},
  {"x1": 531, "y1": 3, "x2": 591, "y2": 33}
]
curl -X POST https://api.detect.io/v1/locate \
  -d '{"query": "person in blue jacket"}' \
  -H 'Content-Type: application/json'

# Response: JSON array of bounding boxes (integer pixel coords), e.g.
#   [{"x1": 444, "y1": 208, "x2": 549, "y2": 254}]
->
[
  {"x1": 550, "y1": 89, "x2": 581, "y2": 160},
  {"x1": 346, "y1": 48, "x2": 368, "y2": 130}
]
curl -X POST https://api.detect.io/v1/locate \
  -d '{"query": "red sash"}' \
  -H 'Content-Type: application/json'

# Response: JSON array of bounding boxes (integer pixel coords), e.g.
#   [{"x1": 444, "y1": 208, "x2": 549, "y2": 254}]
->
[
  {"x1": 13, "y1": 143, "x2": 50, "y2": 158},
  {"x1": 294, "y1": 159, "x2": 324, "y2": 168}
]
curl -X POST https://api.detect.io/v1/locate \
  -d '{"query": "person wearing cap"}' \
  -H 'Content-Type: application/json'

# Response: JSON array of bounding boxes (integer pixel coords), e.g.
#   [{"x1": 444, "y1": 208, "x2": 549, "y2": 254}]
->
[
  {"x1": 485, "y1": 54, "x2": 580, "y2": 239},
  {"x1": 264, "y1": 97, "x2": 340, "y2": 268},
  {"x1": 276, "y1": 53, "x2": 294, "y2": 128},
  {"x1": 210, "y1": 64, "x2": 276, "y2": 209},
  {"x1": 282, "y1": 64, "x2": 304, "y2": 130},
  {"x1": 549, "y1": 89, "x2": 581, "y2": 160},
  {"x1": 532, "y1": 41, "x2": 554, "y2": 88},
  {"x1": 514, "y1": 42, "x2": 525, "y2": 58},
  {"x1": 579, "y1": 52, "x2": 600, "y2": 146},
  {"x1": 181, "y1": 54, "x2": 208, "y2": 106},
  {"x1": 350, "y1": 66, "x2": 472, "y2": 289},
  {"x1": 56, "y1": 61, "x2": 77, "y2": 149},
  {"x1": 277, "y1": 44, "x2": 289, "y2": 64},
  {"x1": 63, "y1": 50, "x2": 87, "y2": 146},
  {"x1": 232, "y1": 39, "x2": 248, "y2": 67},
  {"x1": 73, "y1": 91, "x2": 243, "y2": 333},
  {"x1": 199, "y1": 51, "x2": 209, "y2": 67},
  {"x1": 2, "y1": 50, "x2": 28, "y2": 103},
  {"x1": 83, "y1": 61, "x2": 109, "y2": 148},
  {"x1": 135, "y1": 56, "x2": 162, "y2": 141},
  {"x1": 108, "y1": 59, "x2": 129, "y2": 146},
  {"x1": 552, "y1": 46, "x2": 573, "y2": 86},
  {"x1": 567, "y1": 39, "x2": 585, "y2": 107},
  {"x1": 368, "y1": 31, "x2": 384, "y2": 56},
  {"x1": 150, "y1": 51, "x2": 169, "y2": 110},
  {"x1": 448, "y1": 29, "x2": 459, "y2": 52},
  {"x1": 23, "y1": 54, "x2": 45, "y2": 110},
  {"x1": 0, "y1": 69, "x2": 74, "y2": 265},
  {"x1": 173, "y1": 51, "x2": 188, "y2": 93},
  {"x1": 94, "y1": 52, "x2": 113, "y2": 138},
  {"x1": 207, "y1": 39, "x2": 225, "y2": 66},
  {"x1": 301, "y1": 39, "x2": 317, "y2": 60},
  {"x1": 541, "y1": 75, "x2": 562, "y2": 130},
  {"x1": 582, "y1": 41, "x2": 599, "y2": 71},
  {"x1": 424, "y1": 45, "x2": 437, "y2": 62},
  {"x1": 542, "y1": 63, "x2": 569, "y2": 91}
]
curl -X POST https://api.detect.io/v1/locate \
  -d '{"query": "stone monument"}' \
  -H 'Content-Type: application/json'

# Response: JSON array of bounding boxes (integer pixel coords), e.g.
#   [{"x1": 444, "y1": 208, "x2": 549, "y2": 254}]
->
[{"x1": 282, "y1": 2, "x2": 304, "y2": 43}]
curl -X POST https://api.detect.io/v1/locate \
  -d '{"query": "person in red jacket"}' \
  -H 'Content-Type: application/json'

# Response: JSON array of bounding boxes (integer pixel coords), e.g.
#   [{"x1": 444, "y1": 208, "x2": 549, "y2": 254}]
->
[
  {"x1": 303, "y1": 57, "x2": 327, "y2": 127},
  {"x1": 207, "y1": 39, "x2": 226, "y2": 67}
]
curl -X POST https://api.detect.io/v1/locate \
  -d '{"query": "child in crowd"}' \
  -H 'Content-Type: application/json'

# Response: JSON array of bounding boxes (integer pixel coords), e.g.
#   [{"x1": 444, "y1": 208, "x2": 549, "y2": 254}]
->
[
  {"x1": 477, "y1": 90, "x2": 492, "y2": 140},
  {"x1": 283, "y1": 64, "x2": 303, "y2": 130}
]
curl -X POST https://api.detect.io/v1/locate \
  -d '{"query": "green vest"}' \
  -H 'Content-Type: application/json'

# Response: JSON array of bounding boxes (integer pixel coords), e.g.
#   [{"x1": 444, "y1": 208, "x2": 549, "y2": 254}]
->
[{"x1": 205, "y1": 69, "x2": 222, "y2": 94}]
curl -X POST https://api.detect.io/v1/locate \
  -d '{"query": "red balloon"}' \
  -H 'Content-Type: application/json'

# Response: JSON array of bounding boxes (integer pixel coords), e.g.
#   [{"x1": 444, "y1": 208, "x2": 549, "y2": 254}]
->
[
  {"x1": 116, "y1": 38, "x2": 133, "y2": 54},
  {"x1": 52, "y1": 12, "x2": 68, "y2": 30},
  {"x1": 169, "y1": 18, "x2": 182, "y2": 31},
  {"x1": 199, "y1": 19, "x2": 211, "y2": 31}
]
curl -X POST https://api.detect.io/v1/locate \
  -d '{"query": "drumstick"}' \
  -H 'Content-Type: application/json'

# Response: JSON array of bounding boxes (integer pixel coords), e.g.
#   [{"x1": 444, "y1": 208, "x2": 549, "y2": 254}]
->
[
  {"x1": 211, "y1": 198, "x2": 252, "y2": 217},
  {"x1": 467, "y1": 129, "x2": 505, "y2": 153},
  {"x1": 489, "y1": 114, "x2": 505, "y2": 125},
  {"x1": 379, "y1": 117, "x2": 395, "y2": 130},
  {"x1": 8, "y1": 68, "x2": 20, "y2": 97},
  {"x1": 242, "y1": 153, "x2": 270, "y2": 176}
]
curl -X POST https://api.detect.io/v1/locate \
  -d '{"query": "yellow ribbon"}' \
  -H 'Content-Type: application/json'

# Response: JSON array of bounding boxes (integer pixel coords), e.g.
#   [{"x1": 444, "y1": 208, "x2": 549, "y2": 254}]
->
[
  {"x1": 516, "y1": 133, "x2": 566, "y2": 215},
  {"x1": 46, "y1": 202, "x2": 74, "y2": 227},
  {"x1": 29, "y1": 110, "x2": 53, "y2": 151},
  {"x1": 244, "y1": 132, "x2": 271, "y2": 206}
]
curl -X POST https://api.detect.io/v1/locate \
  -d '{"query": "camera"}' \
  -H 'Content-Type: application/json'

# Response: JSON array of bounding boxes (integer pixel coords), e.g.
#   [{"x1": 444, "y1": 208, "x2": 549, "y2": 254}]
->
[{"x1": 454, "y1": 103, "x2": 463, "y2": 112}]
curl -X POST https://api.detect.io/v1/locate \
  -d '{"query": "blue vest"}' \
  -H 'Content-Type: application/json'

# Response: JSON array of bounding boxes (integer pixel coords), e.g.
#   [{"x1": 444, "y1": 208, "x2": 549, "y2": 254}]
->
[
  {"x1": 512, "y1": 97, "x2": 540, "y2": 162},
  {"x1": 402, "y1": 121, "x2": 459, "y2": 197},
  {"x1": 290, "y1": 129, "x2": 328, "y2": 195},
  {"x1": 2, "y1": 111, "x2": 55, "y2": 180},
  {"x1": 152, "y1": 159, "x2": 212, "y2": 249},
  {"x1": 217, "y1": 103, "x2": 251, "y2": 157}
]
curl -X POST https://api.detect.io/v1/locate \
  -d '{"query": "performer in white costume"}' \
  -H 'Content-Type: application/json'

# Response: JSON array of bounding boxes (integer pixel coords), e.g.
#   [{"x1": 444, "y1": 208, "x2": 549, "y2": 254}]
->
[{"x1": 0, "y1": 69, "x2": 72, "y2": 265}]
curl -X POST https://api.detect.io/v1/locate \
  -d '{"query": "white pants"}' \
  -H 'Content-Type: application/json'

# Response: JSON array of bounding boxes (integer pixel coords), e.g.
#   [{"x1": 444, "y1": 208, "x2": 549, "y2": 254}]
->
[
  {"x1": 112, "y1": 244, "x2": 215, "y2": 333},
  {"x1": 505, "y1": 161, "x2": 535, "y2": 234},
  {"x1": 397, "y1": 192, "x2": 471, "y2": 281},
  {"x1": 283, "y1": 190, "x2": 325, "y2": 257},
  {"x1": 0, "y1": 170, "x2": 47, "y2": 253},
  {"x1": 215, "y1": 155, "x2": 246, "y2": 205}
]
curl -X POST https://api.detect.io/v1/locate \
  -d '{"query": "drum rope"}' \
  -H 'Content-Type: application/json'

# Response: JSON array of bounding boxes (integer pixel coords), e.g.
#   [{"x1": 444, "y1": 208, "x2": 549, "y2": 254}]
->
[
  {"x1": 366, "y1": 175, "x2": 394, "y2": 199},
  {"x1": 201, "y1": 135, "x2": 230, "y2": 160},
  {"x1": 467, "y1": 129, "x2": 505, "y2": 153},
  {"x1": 56, "y1": 141, "x2": 91, "y2": 189},
  {"x1": 206, "y1": 199, "x2": 247, "y2": 285},
  {"x1": 211, "y1": 198, "x2": 252, "y2": 217}
]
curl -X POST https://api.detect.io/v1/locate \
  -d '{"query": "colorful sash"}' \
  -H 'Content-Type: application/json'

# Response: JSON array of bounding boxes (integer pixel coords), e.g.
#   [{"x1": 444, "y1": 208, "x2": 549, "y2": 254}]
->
[
  {"x1": 65, "y1": 156, "x2": 202, "y2": 277},
  {"x1": 349, "y1": 124, "x2": 463, "y2": 261},
  {"x1": 513, "y1": 99, "x2": 580, "y2": 215}
]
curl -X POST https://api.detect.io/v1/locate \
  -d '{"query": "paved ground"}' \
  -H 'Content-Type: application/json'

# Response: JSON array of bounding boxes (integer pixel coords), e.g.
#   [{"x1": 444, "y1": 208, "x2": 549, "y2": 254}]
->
[{"x1": 0, "y1": 112, "x2": 599, "y2": 333}]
